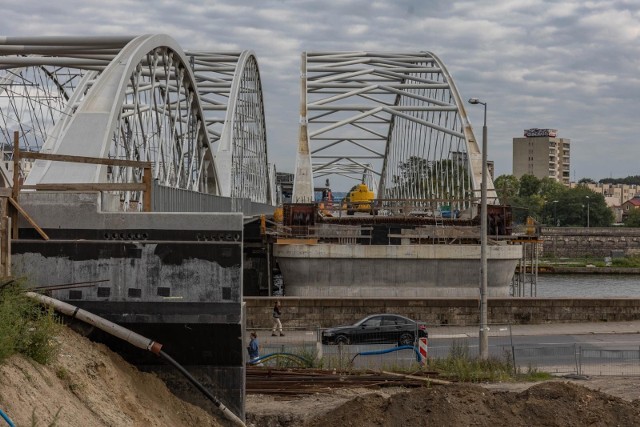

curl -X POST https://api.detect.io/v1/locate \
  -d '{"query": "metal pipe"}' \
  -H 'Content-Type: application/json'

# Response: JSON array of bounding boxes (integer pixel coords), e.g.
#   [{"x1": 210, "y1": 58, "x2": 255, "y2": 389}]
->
[
  {"x1": 480, "y1": 113, "x2": 489, "y2": 359},
  {"x1": 158, "y1": 351, "x2": 246, "y2": 427},
  {"x1": 0, "y1": 36, "x2": 135, "y2": 46},
  {"x1": 26, "y1": 292, "x2": 161, "y2": 353},
  {"x1": 25, "y1": 292, "x2": 246, "y2": 427},
  {"x1": 468, "y1": 97, "x2": 489, "y2": 360}
]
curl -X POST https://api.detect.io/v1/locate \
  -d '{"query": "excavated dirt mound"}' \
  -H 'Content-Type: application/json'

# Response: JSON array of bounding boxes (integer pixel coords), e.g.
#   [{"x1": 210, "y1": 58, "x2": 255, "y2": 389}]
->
[
  {"x1": 303, "y1": 382, "x2": 640, "y2": 427},
  {"x1": 0, "y1": 326, "x2": 225, "y2": 426},
  {"x1": 3, "y1": 325, "x2": 640, "y2": 427}
]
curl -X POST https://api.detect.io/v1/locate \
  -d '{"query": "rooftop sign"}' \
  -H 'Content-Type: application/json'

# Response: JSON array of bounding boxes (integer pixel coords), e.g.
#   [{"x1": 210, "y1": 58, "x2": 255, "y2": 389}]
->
[{"x1": 524, "y1": 128, "x2": 557, "y2": 137}]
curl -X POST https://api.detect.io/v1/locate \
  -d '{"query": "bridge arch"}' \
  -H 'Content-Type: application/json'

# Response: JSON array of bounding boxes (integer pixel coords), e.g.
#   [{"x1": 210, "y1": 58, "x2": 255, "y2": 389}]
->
[
  {"x1": 187, "y1": 50, "x2": 270, "y2": 204},
  {"x1": 293, "y1": 51, "x2": 497, "y2": 210},
  {"x1": 0, "y1": 35, "x2": 271, "y2": 209}
]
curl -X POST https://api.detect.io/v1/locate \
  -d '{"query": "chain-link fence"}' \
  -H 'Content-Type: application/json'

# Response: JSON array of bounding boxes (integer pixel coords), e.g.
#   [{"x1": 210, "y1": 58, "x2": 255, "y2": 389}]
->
[{"x1": 513, "y1": 345, "x2": 640, "y2": 376}]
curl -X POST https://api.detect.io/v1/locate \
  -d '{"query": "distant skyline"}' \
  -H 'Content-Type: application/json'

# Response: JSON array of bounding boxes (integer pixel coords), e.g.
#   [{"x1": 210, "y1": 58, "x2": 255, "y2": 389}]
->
[{"x1": 3, "y1": 0, "x2": 639, "y2": 187}]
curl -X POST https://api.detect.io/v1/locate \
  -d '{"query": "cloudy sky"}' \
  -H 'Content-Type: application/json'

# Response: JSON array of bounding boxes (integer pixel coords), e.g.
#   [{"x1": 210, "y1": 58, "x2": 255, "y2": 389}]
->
[{"x1": 3, "y1": 0, "x2": 639, "y2": 188}]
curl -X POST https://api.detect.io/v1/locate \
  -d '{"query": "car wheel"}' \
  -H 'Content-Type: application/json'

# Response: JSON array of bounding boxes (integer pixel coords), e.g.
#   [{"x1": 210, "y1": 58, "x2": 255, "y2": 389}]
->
[
  {"x1": 398, "y1": 333, "x2": 414, "y2": 346},
  {"x1": 335, "y1": 335, "x2": 350, "y2": 345}
]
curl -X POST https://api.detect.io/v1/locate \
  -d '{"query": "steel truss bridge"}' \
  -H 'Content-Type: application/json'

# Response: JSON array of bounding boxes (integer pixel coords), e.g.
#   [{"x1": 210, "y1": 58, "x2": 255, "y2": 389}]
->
[
  {"x1": 1, "y1": 39, "x2": 494, "y2": 214},
  {"x1": 292, "y1": 51, "x2": 497, "y2": 213},
  {"x1": 0, "y1": 35, "x2": 271, "y2": 211}
]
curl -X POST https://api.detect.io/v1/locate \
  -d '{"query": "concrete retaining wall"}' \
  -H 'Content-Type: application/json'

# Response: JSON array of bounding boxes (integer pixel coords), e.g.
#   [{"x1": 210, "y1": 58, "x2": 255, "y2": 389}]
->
[
  {"x1": 541, "y1": 227, "x2": 640, "y2": 258},
  {"x1": 13, "y1": 192, "x2": 246, "y2": 418},
  {"x1": 245, "y1": 297, "x2": 640, "y2": 328}
]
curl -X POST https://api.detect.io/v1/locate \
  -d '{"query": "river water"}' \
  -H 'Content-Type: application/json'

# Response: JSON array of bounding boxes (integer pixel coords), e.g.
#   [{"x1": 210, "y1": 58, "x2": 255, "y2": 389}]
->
[{"x1": 536, "y1": 274, "x2": 640, "y2": 298}]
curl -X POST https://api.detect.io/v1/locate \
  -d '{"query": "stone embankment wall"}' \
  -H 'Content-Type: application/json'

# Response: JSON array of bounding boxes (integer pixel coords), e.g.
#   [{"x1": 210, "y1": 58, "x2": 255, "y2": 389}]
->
[
  {"x1": 541, "y1": 227, "x2": 640, "y2": 258},
  {"x1": 245, "y1": 297, "x2": 640, "y2": 328}
]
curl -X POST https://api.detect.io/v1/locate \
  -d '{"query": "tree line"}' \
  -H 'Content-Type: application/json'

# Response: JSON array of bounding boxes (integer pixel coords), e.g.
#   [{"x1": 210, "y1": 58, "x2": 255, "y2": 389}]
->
[{"x1": 494, "y1": 174, "x2": 617, "y2": 227}]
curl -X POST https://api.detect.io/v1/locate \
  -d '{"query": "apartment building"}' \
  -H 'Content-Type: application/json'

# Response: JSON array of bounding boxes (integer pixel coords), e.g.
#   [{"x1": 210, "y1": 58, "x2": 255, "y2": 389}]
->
[
  {"x1": 569, "y1": 182, "x2": 640, "y2": 208},
  {"x1": 513, "y1": 129, "x2": 570, "y2": 184}
]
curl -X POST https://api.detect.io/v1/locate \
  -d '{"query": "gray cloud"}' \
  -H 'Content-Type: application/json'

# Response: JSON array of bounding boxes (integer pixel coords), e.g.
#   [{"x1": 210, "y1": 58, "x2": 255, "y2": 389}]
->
[{"x1": 2, "y1": 0, "x2": 638, "y2": 187}]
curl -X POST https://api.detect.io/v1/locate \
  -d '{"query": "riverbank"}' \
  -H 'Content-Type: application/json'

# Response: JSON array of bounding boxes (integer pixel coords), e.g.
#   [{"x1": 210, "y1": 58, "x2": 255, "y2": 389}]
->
[{"x1": 536, "y1": 266, "x2": 640, "y2": 274}]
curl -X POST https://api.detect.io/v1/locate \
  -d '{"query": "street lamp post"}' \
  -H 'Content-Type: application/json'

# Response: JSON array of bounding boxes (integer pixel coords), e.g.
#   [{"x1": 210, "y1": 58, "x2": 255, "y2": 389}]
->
[
  {"x1": 585, "y1": 196, "x2": 590, "y2": 228},
  {"x1": 552, "y1": 200, "x2": 558, "y2": 227},
  {"x1": 468, "y1": 97, "x2": 488, "y2": 360}
]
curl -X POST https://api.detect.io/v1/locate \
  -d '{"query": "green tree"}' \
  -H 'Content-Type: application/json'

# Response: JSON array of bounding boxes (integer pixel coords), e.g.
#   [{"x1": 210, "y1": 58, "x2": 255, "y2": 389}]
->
[
  {"x1": 539, "y1": 178, "x2": 569, "y2": 225},
  {"x1": 494, "y1": 174, "x2": 519, "y2": 205},
  {"x1": 554, "y1": 187, "x2": 613, "y2": 227},
  {"x1": 518, "y1": 174, "x2": 541, "y2": 198},
  {"x1": 539, "y1": 177, "x2": 566, "y2": 201},
  {"x1": 578, "y1": 177, "x2": 596, "y2": 184},
  {"x1": 390, "y1": 157, "x2": 470, "y2": 204},
  {"x1": 600, "y1": 175, "x2": 640, "y2": 185},
  {"x1": 392, "y1": 156, "x2": 429, "y2": 191},
  {"x1": 508, "y1": 175, "x2": 544, "y2": 223},
  {"x1": 624, "y1": 209, "x2": 640, "y2": 227}
]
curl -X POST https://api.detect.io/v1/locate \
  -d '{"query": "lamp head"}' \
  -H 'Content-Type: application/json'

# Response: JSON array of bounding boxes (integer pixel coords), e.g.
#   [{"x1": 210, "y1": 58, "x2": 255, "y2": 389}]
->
[{"x1": 468, "y1": 98, "x2": 480, "y2": 104}]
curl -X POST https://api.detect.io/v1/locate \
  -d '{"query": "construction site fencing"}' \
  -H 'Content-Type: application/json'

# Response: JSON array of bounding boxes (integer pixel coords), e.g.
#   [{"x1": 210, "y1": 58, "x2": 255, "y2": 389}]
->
[
  {"x1": 512, "y1": 344, "x2": 640, "y2": 376},
  {"x1": 247, "y1": 324, "x2": 640, "y2": 376},
  {"x1": 318, "y1": 321, "x2": 427, "y2": 370}
]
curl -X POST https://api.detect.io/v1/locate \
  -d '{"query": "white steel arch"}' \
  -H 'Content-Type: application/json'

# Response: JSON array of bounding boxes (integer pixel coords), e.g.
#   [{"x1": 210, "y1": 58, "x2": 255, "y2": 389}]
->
[
  {"x1": 0, "y1": 35, "x2": 271, "y2": 209},
  {"x1": 186, "y1": 50, "x2": 271, "y2": 204},
  {"x1": 293, "y1": 51, "x2": 498, "y2": 210}
]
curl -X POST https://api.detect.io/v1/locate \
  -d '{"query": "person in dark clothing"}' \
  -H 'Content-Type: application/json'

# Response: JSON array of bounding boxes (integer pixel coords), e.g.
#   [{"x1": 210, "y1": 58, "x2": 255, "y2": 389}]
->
[{"x1": 271, "y1": 300, "x2": 284, "y2": 336}]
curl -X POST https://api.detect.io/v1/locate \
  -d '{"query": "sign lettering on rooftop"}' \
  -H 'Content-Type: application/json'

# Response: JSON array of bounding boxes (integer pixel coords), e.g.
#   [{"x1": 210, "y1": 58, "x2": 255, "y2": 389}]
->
[{"x1": 524, "y1": 128, "x2": 557, "y2": 137}]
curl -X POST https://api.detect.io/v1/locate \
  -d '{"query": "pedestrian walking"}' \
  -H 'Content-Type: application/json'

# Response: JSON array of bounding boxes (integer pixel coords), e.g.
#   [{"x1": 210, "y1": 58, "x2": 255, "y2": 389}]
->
[
  {"x1": 271, "y1": 300, "x2": 284, "y2": 336},
  {"x1": 247, "y1": 331, "x2": 262, "y2": 366}
]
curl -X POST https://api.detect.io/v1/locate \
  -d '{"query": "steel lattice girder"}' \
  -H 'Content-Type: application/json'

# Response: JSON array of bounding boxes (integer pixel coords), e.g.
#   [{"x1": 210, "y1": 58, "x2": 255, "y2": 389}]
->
[
  {"x1": 296, "y1": 51, "x2": 497, "y2": 206},
  {"x1": 186, "y1": 50, "x2": 271, "y2": 204},
  {"x1": 0, "y1": 35, "x2": 271, "y2": 208}
]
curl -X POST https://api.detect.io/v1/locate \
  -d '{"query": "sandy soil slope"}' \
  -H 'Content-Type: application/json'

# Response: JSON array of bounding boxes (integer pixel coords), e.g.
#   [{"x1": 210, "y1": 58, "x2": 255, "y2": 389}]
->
[
  {"x1": 0, "y1": 327, "x2": 225, "y2": 426},
  {"x1": 2, "y1": 325, "x2": 640, "y2": 427}
]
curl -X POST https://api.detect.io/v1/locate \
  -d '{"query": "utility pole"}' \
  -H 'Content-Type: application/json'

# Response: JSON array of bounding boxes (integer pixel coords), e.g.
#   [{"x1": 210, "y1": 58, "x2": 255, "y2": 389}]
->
[
  {"x1": 586, "y1": 196, "x2": 590, "y2": 228},
  {"x1": 468, "y1": 98, "x2": 489, "y2": 360}
]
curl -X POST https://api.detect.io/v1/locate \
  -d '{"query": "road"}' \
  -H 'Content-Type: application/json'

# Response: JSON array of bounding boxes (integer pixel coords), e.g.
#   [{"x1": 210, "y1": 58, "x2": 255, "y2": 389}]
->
[{"x1": 257, "y1": 321, "x2": 640, "y2": 373}]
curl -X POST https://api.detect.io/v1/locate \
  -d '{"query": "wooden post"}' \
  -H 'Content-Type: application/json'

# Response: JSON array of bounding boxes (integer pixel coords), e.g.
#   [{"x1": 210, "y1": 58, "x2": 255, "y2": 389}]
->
[
  {"x1": 0, "y1": 189, "x2": 10, "y2": 277},
  {"x1": 12, "y1": 131, "x2": 20, "y2": 201},
  {"x1": 11, "y1": 131, "x2": 20, "y2": 239},
  {"x1": 142, "y1": 166, "x2": 152, "y2": 212},
  {"x1": 0, "y1": 216, "x2": 10, "y2": 277}
]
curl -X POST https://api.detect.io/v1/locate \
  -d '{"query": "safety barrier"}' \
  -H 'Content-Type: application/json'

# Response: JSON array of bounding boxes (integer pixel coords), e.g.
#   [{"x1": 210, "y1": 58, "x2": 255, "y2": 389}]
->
[{"x1": 246, "y1": 324, "x2": 640, "y2": 376}]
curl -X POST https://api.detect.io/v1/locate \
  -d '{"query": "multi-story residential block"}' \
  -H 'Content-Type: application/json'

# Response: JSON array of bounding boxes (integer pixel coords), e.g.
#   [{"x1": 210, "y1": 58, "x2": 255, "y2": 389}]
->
[
  {"x1": 513, "y1": 129, "x2": 570, "y2": 184},
  {"x1": 569, "y1": 182, "x2": 640, "y2": 208}
]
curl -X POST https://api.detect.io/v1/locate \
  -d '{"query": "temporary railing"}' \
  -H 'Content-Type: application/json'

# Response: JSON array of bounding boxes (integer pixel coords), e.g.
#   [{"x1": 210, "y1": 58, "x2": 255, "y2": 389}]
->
[
  {"x1": 9, "y1": 131, "x2": 152, "y2": 239},
  {"x1": 249, "y1": 323, "x2": 640, "y2": 377},
  {"x1": 326, "y1": 197, "x2": 483, "y2": 220},
  {"x1": 275, "y1": 224, "x2": 373, "y2": 244}
]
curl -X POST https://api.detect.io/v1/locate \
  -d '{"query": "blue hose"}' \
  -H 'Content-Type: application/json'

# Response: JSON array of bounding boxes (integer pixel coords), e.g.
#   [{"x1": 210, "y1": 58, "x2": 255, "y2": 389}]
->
[
  {"x1": 249, "y1": 352, "x2": 311, "y2": 367},
  {"x1": 0, "y1": 408, "x2": 15, "y2": 427},
  {"x1": 350, "y1": 345, "x2": 423, "y2": 364}
]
